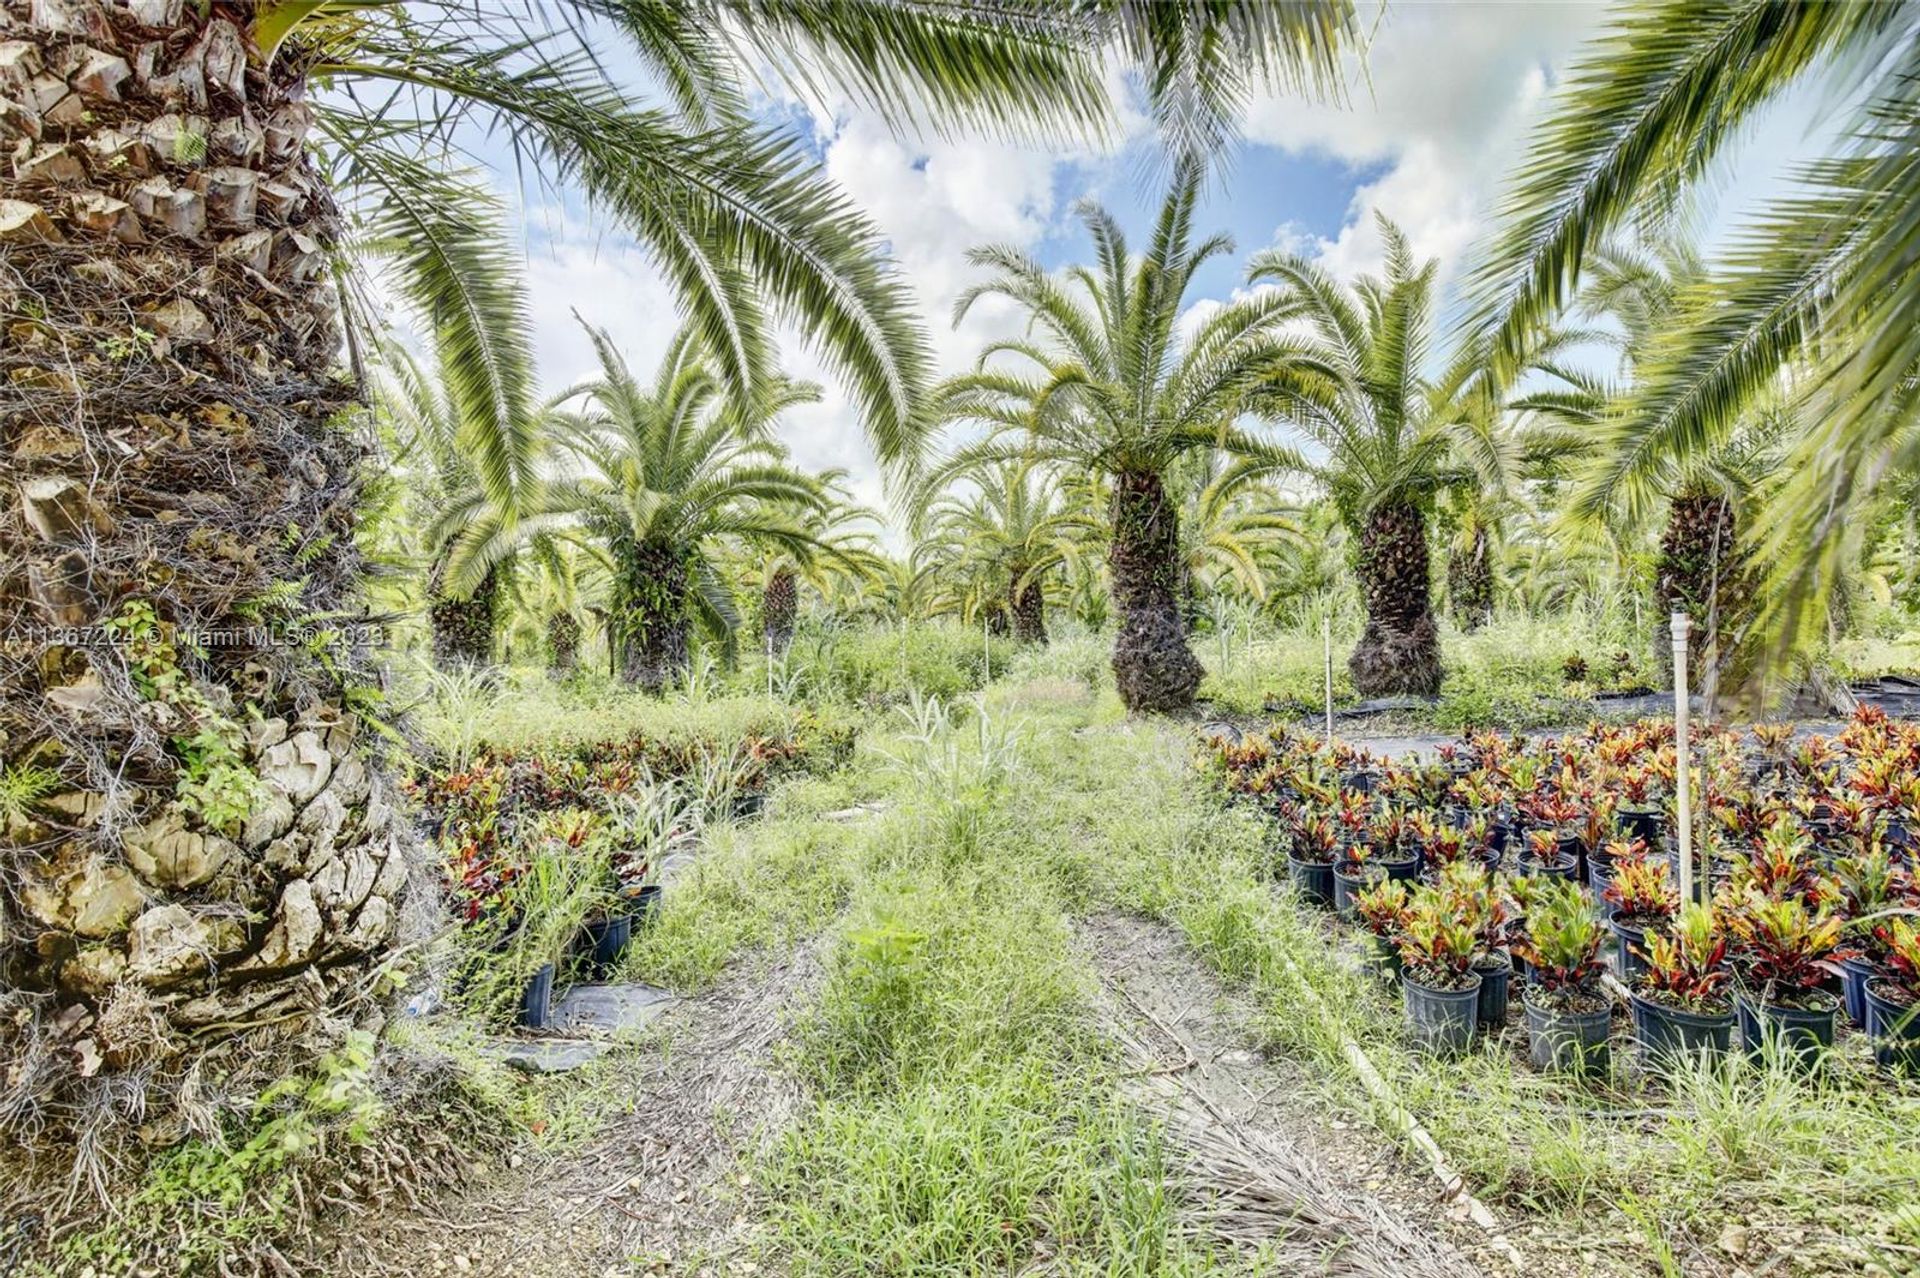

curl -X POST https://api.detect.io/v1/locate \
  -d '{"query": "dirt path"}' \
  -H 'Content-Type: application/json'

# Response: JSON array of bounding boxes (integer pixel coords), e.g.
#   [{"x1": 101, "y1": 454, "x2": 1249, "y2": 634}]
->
[
  {"x1": 315, "y1": 948, "x2": 818, "y2": 1278},
  {"x1": 1082, "y1": 912, "x2": 1512, "y2": 1278}
]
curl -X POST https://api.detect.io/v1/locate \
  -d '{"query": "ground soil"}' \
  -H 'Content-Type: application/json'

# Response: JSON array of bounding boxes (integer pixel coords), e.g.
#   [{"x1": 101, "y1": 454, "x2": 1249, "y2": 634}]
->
[
  {"x1": 310, "y1": 947, "x2": 818, "y2": 1278},
  {"x1": 1078, "y1": 912, "x2": 1631, "y2": 1278}
]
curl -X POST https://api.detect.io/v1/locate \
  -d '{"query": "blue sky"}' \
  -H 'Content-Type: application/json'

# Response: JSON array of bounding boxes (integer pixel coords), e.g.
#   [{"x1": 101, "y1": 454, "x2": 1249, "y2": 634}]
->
[{"x1": 398, "y1": 3, "x2": 1847, "y2": 521}]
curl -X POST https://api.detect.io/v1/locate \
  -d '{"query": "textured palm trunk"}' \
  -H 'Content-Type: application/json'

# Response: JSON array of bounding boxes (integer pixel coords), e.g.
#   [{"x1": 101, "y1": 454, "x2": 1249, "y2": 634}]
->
[
  {"x1": 1350, "y1": 501, "x2": 1442, "y2": 696},
  {"x1": 760, "y1": 564, "x2": 796, "y2": 656},
  {"x1": 1447, "y1": 526, "x2": 1492, "y2": 632},
  {"x1": 1108, "y1": 469, "x2": 1202, "y2": 712},
  {"x1": 1655, "y1": 489, "x2": 1743, "y2": 691},
  {"x1": 546, "y1": 609, "x2": 580, "y2": 677},
  {"x1": 0, "y1": 0, "x2": 417, "y2": 1153},
  {"x1": 612, "y1": 539, "x2": 689, "y2": 693},
  {"x1": 1009, "y1": 566, "x2": 1047, "y2": 645},
  {"x1": 427, "y1": 560, "x2": 499, "y2": 666}
]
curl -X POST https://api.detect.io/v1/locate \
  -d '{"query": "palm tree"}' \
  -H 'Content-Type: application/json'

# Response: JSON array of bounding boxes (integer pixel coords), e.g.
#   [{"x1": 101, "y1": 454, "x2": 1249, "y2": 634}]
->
[
  {"x1": 1530, "y1": 239, "x2": 1797, "y2": 691},
  {"x1": 920, "y1": 458, "x2": 1095, "y2": 645},
  {"x1": 1471, "y1": 0, "x2": 1919, "y2": 659},
  {"x1": 440, "y1": 323, "x2": 830, "y2": 691},
  {"x1": 752, "y1": 472, "x2": 886, "y2": 657},
  {"x1": 1244, "y1": 216, "x2": 1511, "y2": 696},
  {"x1": 1166, "y1": 451, "x2": 1308, "y2": 626},
  {"x1": 930, "y1": 163, "x2": 1304, "y2": 710}
]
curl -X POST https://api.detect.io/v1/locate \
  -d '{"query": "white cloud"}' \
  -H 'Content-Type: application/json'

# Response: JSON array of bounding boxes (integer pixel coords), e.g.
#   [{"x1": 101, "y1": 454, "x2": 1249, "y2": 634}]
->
[{"x1": 1244, "y1": 2, "x2": 1603, "y2": 283}]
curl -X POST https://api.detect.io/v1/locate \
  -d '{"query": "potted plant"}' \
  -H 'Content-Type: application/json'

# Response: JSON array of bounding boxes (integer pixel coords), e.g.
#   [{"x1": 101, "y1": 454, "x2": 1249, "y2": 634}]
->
[
  {"x1": 1397, "y1": 889, "x2": 1482, "y2": 1056},
  {"x1": 1355, "y1": 877, "x2": 1412, "y2": 979},
  {"x1": 1332, "y1": 841, "x2": 1386, "y2": 922},
  {"x1": 1519, "y1": 828, "x2": 1577, "y2": 882},
  {"x1": 1603, "y1": 855, "x2": 1677, "y2": 983},
  {"x1": 1440, "y1": 862, "x2": 1511, "y2": 1031},
  {"x1": 1628, "y1": 901, "x2": 1735, "y2": 1069},
  {"x1": 1514, "y1": 879, "x2": 1612, "y2": 1076},
  {"x1": 1615, "y1": 768, "x2": 1665, "y2": 850},
  {"x1": 1283, "y1": 807, "x2": 1340, "y2": 907},
  {"x1": 1724, "y1": 894, "x2": 1846, "y2": 1069},
  {"x1": 1864, "y1": 918, "x2": 1920, "y2": 1074},
  {"x1": 1830, "y1": 846, "x2": 1908, "y2": 1026}
]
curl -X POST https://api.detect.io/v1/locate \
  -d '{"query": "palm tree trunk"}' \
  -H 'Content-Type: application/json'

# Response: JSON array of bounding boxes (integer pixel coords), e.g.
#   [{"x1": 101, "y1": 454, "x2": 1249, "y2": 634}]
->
[
  {"x1": 0, "y1": 3, "x2": 415, "y2": 1150},
  {"x1": 1010, "y1": 568, "x2": 1047, "y2": 645},
  {"x1": 1350, "y1": 501, "x2": 1442, "y2": 696},
  {"x1": 1447, "y1": 526, "x2": 1493, "y2": 632},
  {"x1": 1655, "y1": 488, "x2": 1741, "y2": 690},
  {"x1": 612, "y1": 539, "x2": 690, "y2": 692},
  {"x1": 1108, "y1": 469, "x2": 1202, "y2": 712},
  {"x1": 760, "y1": 564, "x2": 797, "y2": 656},
  {"x1": 428, "y1": 560, "x2": 500, "y2": 667},
  {"x1": 546, "y1": 609, "x2": 580, "y2": 677}
]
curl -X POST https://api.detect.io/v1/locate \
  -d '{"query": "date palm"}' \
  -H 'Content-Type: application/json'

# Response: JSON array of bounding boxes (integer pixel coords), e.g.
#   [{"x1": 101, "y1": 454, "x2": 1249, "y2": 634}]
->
[
  {"x1": 1244, "y1": 217, "x2": 1510, "y2": 696},
  {"x1": 439, "y1": 323, "x2": 831, "y2": 691},
  {"x1": 1472, "y1": 0, "x2": 1920, "y2": 660},
  {"x1": 751, "y1": 472, "x2": 886, "y2": 657},
  {"x1": 921, "y1": 457, "x2": 1096, "y2": 645},
  {"x1": 929, "y1": 162, "x2": 1305, "y2": 710}
]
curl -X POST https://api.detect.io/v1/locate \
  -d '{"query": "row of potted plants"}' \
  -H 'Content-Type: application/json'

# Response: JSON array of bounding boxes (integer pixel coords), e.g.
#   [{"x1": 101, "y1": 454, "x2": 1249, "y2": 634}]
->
[{"x1": 1200, "y1": 709, "x2": 1920, "y2": 1075}]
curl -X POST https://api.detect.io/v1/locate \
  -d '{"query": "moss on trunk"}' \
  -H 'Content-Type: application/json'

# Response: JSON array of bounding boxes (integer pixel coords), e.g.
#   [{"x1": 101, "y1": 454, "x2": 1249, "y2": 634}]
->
[{"x1": 611, "y1": 538, "x2": 690, "y2": 693}]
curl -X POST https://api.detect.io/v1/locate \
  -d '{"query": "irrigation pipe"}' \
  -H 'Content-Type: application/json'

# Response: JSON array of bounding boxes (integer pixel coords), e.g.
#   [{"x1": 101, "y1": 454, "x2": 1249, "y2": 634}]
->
[{"x1": 1280, "y1": 948, "x2": 1528, "y2": 1271}]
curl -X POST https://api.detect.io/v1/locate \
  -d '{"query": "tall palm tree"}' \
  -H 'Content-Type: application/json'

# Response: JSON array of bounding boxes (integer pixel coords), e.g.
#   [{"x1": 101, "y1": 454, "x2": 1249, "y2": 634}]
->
[
  {"x1": 1244, "y1": 216, "x2": 1509, "y2": 696},
  {"x1": 1471, "y1": 0, "x2": 1919, "y2": 660},
  {"x1": 1531, "y1": 239, "x2": 1797, "y2": 690},
  {"x1": 440, "y1": 323, "x2": 830, "y2": 691},
  {"x1": 752, "y1": 472, "x2": 886, "y2": 657},
  {"x1": 375, "y1": 344, "x2": 516, "y2": 667},
  {"x1": 930, "y1": 163, "x2": 1303, "y2": 710},
  {"x1": 920, "y1": 458, "x2": 1095, "y2": 645}
]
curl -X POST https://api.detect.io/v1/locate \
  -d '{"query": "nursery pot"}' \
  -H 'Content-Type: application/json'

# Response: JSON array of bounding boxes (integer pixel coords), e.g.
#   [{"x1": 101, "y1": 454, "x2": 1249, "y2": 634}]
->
[
  {"x1": 1863, "y1": 980, "x2": 1920, "y2": 1074},
  {"x1": 583, "y1": 915, "x2": 633, "y2": 978},
  {"x1": 1523, "y1": 992, "x2": 1611, "y2": 1076},
  {"x1": 1628, "y1": 990, "x2": 1733, "y2": 1070},
  {"x1": 1839, "y1": 955, "x2": 1879, "y2": 1029},
  {"x1": 1369, "y1": 933, "x2": 1404, "y2": 981},
  {"x1": 518, "y1": 962, "x2": 556, "y2": 1030},
  {"x1": 1378, "y1": 851, "x2": 1422, "y2": 884},
  {"x1": 1331, "y1": 860, "x2": 1379, "y2": 921},
  {"x1": 1286, "y1": 853, "x2": 1336, "y2": 908},
  {"x1": 1585, "y1": 858, "x2": 1614, "y2": 898},
  {"x1": 1617, "y1": 806, "x2": 1664, "y2": 848},
  {"x1": 1519, "y1": 851, "x2": 1578, "y2": 882},
  {"x1": 1403, "y1": 973, "x2": 1482, "y2": 1057},
  {"x1": 1606, "y1": 911, "x2": 1655, "y2": 983},
  {"x1": 1342, "y1": 769, "x2": 1378, "y2": 796},
  {"x1": 1473, "y1": 954, "x2": 1511, "y2": 1029},
  {"x1": 629, "y1": 882, "x2": 665, "y2": 924},
  {"x1": 1736, "y1": 991, "x2": 1838, "y2": 1069}
]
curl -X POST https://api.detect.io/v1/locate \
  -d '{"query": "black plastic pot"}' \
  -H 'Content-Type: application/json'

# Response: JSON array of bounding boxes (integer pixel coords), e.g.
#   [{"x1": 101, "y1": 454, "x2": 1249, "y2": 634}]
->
[
  {"x1": 630, "y1": 882, "x2": 664, "y2": 923},
  {"x1": 1378, "y1": 852, "x2": 1421, "y2": 884},
  {"x1": 583, "y1": 915, "x2": 632, "y2": 978},
  {"x1": 1343, "y1": 769, "x2": 1378, "y2": 796},
  {"x1": 1473, "y1": 954, "x2": 1511, "y2": 1029},
  {"x1": 1607, "y1": 911, "x2": 1655, "y2": 983},
  {"x1": 1286, "y1": 853, "x2": 1336, "y2": 907},
  {"x1": 1736, "y1": 991, "x2": 1837, "y2": 1069},
  {"x1": 1519, "y1": 851, "x2": 1578, "y2": 882},
  {"x1": 1523, "y1": 993, "x2": 1611, "y2": 1076},
  {"x1": 518, "y1": 962, "x2": 555, "y2": 1029},
  {"x1": 1404, "y1": 972, "x2": 1482, "y2": 1057},
  {"x1": 1618, "y1": 806, "x2": 1664, "y2": 848},
  {"x1": 1586, "y1": 859, "x2": 1613, "y2": 898},
  {"x1": 1369, "y1": 933, "x2": 1404, "y2": 981},
  {"x1": 1863, "y1": 980, "x2": 1920, "y2": 1074},
  {"x1": 1839, "y1": 955, "x2": 1879, "y2": 1029},
  {"x1": 1331, "y1": 860, "x2": 1379, "y2": 921},
  {"x1": 1628, "y1": 989, "x2": 1733, "y2": 1070}
]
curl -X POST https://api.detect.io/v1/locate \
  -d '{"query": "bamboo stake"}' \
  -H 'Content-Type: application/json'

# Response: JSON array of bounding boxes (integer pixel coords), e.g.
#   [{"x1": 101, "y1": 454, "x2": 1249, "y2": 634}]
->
[{"x1": 1323, "y1": 613, "x2": 1335, "y2": 743}]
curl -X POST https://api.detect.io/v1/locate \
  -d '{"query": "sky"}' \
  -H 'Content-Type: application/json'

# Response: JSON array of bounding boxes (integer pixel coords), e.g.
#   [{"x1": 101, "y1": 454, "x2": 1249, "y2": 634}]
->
[{"x1": 396, "y1": 2, "x2": 1849, "y2": 527}]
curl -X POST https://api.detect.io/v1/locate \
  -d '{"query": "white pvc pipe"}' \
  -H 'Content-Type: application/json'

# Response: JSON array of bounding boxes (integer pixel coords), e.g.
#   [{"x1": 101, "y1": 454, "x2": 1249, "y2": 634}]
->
[
  {"x1": 1671, "y1": 612, "x2": 1694, "y2": 905},
  {"x1": 1323, "y1": 613, "x2": 1334, "y2": 743}
]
